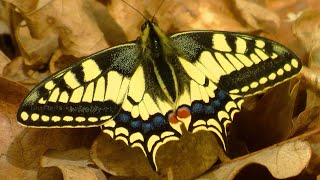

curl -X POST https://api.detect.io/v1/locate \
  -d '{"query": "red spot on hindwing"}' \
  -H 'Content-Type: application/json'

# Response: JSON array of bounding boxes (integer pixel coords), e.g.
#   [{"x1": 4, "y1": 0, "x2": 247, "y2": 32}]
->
[
  {"x1": 176, "y1": 107, "x2": 191, "y2": 119},
  {"x1": 168, "y1": 113, "x2": 179, "y2": 124}
]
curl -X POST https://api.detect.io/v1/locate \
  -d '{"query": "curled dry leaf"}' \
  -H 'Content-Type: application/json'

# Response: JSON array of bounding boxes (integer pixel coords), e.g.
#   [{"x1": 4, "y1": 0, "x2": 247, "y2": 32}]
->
[
  {"x1": 232, "y1": 81, "x2": 299, "y2": 153},
  {"x1": 0, "y1": 50, "x2": 11, "y2": 76},
  {"x1": 290, "y1": 106, "x2": 320, "y2": 137},
  {"x1": 91, "y1": 130, "x2": 228, "y2": 179},
  {"x1": 199, "y1": 139, "x2": 312, "y2": 179},
  {"x1": 293, "y1": 9, "x2": 320, "y2": 53},
  {"x1": 230, "y1": 0, "x2": 280, "y2": 32},
  {"x1": 40, "y1": 148, "x2": 106, "y2": 180},
  {"x1": 0, "y1": 77, "x2": 31, "y2": 179}
]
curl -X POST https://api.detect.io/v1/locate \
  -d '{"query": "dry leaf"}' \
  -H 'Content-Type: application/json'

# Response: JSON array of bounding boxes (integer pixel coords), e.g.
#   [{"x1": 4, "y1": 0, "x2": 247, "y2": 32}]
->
[
  {"x1": 231, "y1": 81, "x2": 299, "y2": 153},
  {"x1": 198, "y1": 139, "x2": 311, "y2": 179},
  {"x1": 0, "y1": 50, "x2": 11, "y2": 76},
  {"x1": 231, "y1": 0, "x2": 280, "y2": 32},
  {"x1": 40, "y1": 148, "x2": 107, "y2": 180}
]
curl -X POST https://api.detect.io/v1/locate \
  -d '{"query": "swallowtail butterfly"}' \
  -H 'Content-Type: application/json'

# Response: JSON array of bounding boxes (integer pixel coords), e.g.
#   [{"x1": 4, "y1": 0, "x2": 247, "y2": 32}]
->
[{"x1": 17, "y1": 7, "x2": 302, "y2": 171}]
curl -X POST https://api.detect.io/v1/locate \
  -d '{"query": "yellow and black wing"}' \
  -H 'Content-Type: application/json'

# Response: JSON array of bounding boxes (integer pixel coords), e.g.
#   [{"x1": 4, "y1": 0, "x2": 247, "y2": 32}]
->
[
  {"x1": 17, "y1": 43, "x2": 141, "y2": 127},
  {"x1": 171, "y1": 30, "x2": 302, "y2": 150}
]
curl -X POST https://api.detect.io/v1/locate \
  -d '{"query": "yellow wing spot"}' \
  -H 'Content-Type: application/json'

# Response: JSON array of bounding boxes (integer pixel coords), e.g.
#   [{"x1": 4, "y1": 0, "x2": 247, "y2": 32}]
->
[
  {"x1": 31, "y1": 113, "x2": 39, "y2": 121},
  {"x1": 21, "y1": 112, "x2": 29, "y2": 121},
  {"x1": 271, "y1": 53, "x2": 278, "y2": 59},
  {"x1": 45, "y1": 81, "x2": 55, "y2": 90},
  {"x1": 235, "y1": 37, "x2": 247, "y2": 54},
  {"x1": 115, "y1": 136, "x2": 129, "y2": 145},
  {"x1": 259, "y1": 77, "x2": 268, "y2": 84},
  {"x1": 82, "y1": 59, "x2": 101, "y2": 82},
  {"x1": 241, "y1": 86, "x2": 249, "y2": 92},
  {"x1": 229, "y1": 89, "x2": 239, "y2": 94},
  {"x1": 230, "y1": 109, "x2": 240, "y2": 119},
  {"x1": 131, "y1": 105, "x2": 140, "y2": 118},
  {"x1": 70, "y1": 86, "x2": 84, "y2": 103},
  {"x1": 284, "y1": 64, "x2": 292, "y2": 71},
  {"x1": 277, "y1": 69, "x2": 284, "y2": 76},
  {"x1": 255, "y1": 48, "x2": 269, "y2": 60},
  {"x1": 147, "y1": 135, "x2": 160, "y2": 152},
  {"x1": 139, "y1": 102, "x2": 149, "y2": 120},
  {"x1": 104, "y1": 119, "x2": 116, "y2": 128},
  {"x1": 160, "y1": 131, "x2": 175, "y2": 139},
  {"x1": 63, "y1": 116, "x2": 73, "y2": 121},
  {"x1": 214, "y1": 52, "x2": 236, "y2": 74},
  {"x1": 38, "y1": 97, "x2": 47, "y2": 104},
  {"x1": 235, "y1": 54, "x2": 253, "y2": 67},
  {"x1": 268, "y1": 73, "x2": 276, "y2": 80},
  {"x1": 116, "y1": 77, "x2": 130, "y2": 104},
  {"x1": 225, "y1": 101, "x2": 237, "y2": 112},
  {"x1": 132, "y1": 143, "x2": 147, "y2": 157},
  {"x1": 199, "y1": 85, "x2": 209, "y2": 103},
  {"x1": 48, "y1": 88, "x2": 60, "y2": 102},
  {"x1": 115, "y1": 127, "x2": 129, "y2": 136},
  {"x1": 190, "y1": 80, "x2": 202, "y2": 102},
  {"x1": 225, "y1": 53, "x2": 244, "y2": 70},
  {"x1": 199, "y1": 51, "x2": 226, "y2": 81},
  {"x1": 64, "y1": 71, "x2": 80, "y2": 89},
  {"x1": 103, "y1": 129, "x2": 114, "y2": 138},
  {"x1": 250, "y1": 53, "x2": 261, "y2": 64},
  {"x1": 105, "y1": 71, "x2": 123, "y2": 102},
  {"x1": 212, "y1": 34, "x2": 232, "y2": 52},
  {"x1": 129, "y1": 132, "x2": 144, "y2": 143},
  {"x1": 179, "y1": 57, "x2": 205, "y2": 85},
  {"x1": 143, "y1": 93, "x2": 160, "y2": 116},
  {"x1": 93, "y1": 76, "x2": 105, "y2": 102},
  {"x1": 41, "y1": 115, "x2": 49, "y2": 122},
  {"x1": 237, "y1": 99, "x2": 244, "y2": 109},
  {"x1": 128, "y1": 66, "x2": 145, "y2": 103},
  {"x1": 291, "y1": 59, "x2": 299, "y2": 68},
  {"x1": 82, "y1": 82, "x2": 94, "y2": 103},
  {"x1": 218, "y1": 111, "x2": 230, "y2": 121},
  {"x1": 75, "y1": 117, "x2": 86, "y2": 122},
  {"x1": 88, "y1": 117, "x2": 98, "y2": 122},
  {"x1": 255, "y1": 39, "x2": 265, "y2": 48},
  {"x1": 207, "y1": 119, "x2": 222, "y2": 132},
  {"x1": 100, "y1": 115, "x2": 111, "y2": 121},
  {"x1": 52, "y1": 116, "x2": 61, "y2": 122},
  {"x1": 59, "y1": 91, "x2": 69, "y2": 103},
  {"x1": 193, "y1": 120, "x2": 206, "y2": 127},
  {"x1": 193, "y1": 126, "x2": 207, "y2": 133},
  {"x1": 250, "y1": 82, "x2": 259, "y2": 89}
]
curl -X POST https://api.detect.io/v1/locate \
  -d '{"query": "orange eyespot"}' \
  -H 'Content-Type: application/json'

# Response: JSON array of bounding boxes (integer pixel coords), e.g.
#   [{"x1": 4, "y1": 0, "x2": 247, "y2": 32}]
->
[
  {"x1": 168, "y1": 113, "x2": 179, "y2": 124},
  {"x1": 176, "y1": 107, "x2": 191, "y2": 119}
]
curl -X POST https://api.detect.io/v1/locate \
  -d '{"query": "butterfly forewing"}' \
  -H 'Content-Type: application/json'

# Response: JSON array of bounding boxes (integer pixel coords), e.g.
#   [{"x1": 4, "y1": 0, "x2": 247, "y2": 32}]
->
[
  {"x1": 171, "y1": 31, "x2": 302, "y2": 96},
  {"x1": 17, "y1": 43, "x2": 140, "y2": 127}
]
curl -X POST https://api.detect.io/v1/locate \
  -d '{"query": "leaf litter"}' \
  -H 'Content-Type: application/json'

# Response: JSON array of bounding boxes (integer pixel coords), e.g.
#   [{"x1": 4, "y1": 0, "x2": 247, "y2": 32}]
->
[{"x1": 0, "y1": 0, "x2": 320, "y2": 179}]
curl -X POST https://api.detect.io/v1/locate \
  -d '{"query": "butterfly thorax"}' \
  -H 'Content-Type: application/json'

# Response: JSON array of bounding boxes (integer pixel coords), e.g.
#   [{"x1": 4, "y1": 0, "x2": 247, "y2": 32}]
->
[{"x1": 140, "y1": 21, "x2": 179, "y2": 103}]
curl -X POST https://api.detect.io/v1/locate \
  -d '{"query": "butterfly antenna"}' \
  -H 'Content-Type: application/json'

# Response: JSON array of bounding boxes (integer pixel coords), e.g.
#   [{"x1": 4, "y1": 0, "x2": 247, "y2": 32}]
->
[
  {"x1": 152, "y1": 0, "x2": 166, "y2": 22},
  {"x1": 120, "y1": 0, "x2": 147, "y2": 20}
]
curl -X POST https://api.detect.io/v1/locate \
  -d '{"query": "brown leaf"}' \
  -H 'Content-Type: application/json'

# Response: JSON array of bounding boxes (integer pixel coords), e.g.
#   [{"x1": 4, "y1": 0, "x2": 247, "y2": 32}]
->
[
  {"x1": 290, "y1": 106, "x2": 320, "y2": 136},
  {"x1": 293, "y1": 9, "x2": 320, "y2": 53},
  {"x1": 231, "y1": 0, "x2": 280, "y2": 32},
  {"x1": 40, "y1": 148, "x2": 107, "y2": 180},
  {"x1": 0, "y1": 50, "x2": 11, "y2": 76},
  {"x1": 231, "y1": 81, "x2": 299, "y2": 153},
  {"x1": 199, "y1": 139, "x2": 312, "y2": 179}
]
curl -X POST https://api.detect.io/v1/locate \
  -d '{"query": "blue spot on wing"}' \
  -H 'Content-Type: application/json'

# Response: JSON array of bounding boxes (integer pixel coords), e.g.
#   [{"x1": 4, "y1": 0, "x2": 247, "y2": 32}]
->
[
  {"x1": 117, "y1": 113, "x2": 130, "y2": 123},
  {"x1": 130, "y1": 120, "x2": 141, "y2": 129},
  {"x1": 191, "y1": 102, "x2": 204, "y2": 114},
  {"x1": 153, "y1": 115, "x2": 167, "y2": 128}
]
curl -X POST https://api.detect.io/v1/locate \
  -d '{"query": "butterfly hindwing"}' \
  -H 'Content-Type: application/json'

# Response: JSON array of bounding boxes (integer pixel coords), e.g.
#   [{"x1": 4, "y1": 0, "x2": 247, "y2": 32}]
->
[
  {"x1": 17, "y1": 43, "x2": 140, "y2": 127},
  {"x1": 171, "y1": 31, "x2": 302, "y2": 96}
]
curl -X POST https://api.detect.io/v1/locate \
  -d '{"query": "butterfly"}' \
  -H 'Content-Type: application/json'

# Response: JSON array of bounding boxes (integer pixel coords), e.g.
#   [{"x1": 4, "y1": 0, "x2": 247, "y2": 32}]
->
[{"x1": 17, "y1": 17, "x2": 302, "y2": 171}]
